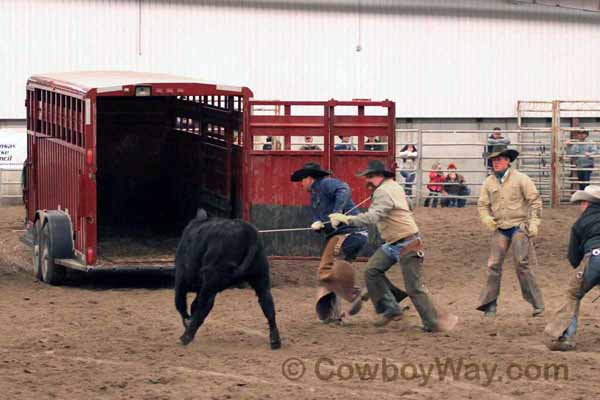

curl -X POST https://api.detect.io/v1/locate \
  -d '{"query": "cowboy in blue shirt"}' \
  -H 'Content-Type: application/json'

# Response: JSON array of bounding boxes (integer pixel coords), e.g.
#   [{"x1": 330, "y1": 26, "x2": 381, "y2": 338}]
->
[
  {"x1": 567, "y1": 130, "x2": 597, "y2": 190},
  {"x1": 291, "y1": 162, "x2": 367, "y2": 323}
]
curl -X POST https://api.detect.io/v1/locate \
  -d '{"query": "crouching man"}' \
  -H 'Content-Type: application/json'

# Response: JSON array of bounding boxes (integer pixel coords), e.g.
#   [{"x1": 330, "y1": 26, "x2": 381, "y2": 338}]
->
[
  {"x1": 544, "y1": 186, "x2": 600, "y2": 351},
  {"x1": 329, "y1": 160, "x2": 458, "y2": 331},
  {"x1": 291, "y1": 162, "x2": 368, "y2": 324}
]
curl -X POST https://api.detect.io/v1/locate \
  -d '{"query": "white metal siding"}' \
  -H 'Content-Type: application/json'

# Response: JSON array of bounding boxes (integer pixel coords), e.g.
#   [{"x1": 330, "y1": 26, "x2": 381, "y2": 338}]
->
[{"x1": 2, "y1": 0, "x2": 600, "y2": 119}]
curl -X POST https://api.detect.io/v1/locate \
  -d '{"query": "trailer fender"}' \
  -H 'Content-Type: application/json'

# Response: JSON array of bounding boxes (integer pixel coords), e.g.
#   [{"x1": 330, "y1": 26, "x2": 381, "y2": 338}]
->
[{"x1": 34, "y1": 210, "x2": 74, "y2": 259}]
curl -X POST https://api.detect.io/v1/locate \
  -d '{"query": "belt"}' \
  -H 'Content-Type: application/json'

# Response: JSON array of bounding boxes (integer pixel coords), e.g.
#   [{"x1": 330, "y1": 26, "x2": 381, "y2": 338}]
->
[{"x1": 390, "y1": 233, "x2": 420, "y2": 246}]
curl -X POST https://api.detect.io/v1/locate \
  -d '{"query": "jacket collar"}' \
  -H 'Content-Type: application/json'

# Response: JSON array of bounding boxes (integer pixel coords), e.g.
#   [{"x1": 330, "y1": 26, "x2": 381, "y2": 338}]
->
[
  {"x1": 493, "y1": 168, "x2": 512, "y2": 184},
  {"x1": 310, "y1": 177, "x2": 326, "y2": 192},
  {"x1": 379, "y1": 178, "x2": 395, "y2": 188}
]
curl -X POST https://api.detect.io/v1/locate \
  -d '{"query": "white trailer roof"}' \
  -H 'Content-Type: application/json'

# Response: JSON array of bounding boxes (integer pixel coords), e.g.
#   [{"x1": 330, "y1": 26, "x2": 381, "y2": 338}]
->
[{"x1": 28, "y1": 71, "x2": 215, "y2": 93}]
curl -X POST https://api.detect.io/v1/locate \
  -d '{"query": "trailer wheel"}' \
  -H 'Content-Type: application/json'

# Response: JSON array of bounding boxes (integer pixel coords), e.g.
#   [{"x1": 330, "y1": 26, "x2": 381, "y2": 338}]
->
[
  {"x1": 40, "y1": 224, "x2": 66, "y2": 285},
  {"x1": 32, "y1": 220, "x2": 43, "y2": 280}
]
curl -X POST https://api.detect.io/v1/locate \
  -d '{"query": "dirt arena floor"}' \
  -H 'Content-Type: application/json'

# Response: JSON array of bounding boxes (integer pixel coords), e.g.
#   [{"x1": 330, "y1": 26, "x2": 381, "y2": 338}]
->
[{"x1": 2, "y1": 204, "x2": 600, "y2": 399}]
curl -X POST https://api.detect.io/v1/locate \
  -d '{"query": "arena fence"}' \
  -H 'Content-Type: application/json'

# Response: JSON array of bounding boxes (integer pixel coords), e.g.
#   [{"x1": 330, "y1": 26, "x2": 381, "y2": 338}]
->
[{"x1": 395, "y1": 127, "x2": 599, "y2": 208}]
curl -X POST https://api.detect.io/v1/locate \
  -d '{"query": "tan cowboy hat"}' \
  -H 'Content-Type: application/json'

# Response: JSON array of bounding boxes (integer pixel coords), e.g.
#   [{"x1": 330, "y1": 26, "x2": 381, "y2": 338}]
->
[
  {"x1": 570, "y1": 185, "x2": 600, "y2": 204},
  {"x1": 486, "y1": 145, "x2": 519, "y2": 162}
]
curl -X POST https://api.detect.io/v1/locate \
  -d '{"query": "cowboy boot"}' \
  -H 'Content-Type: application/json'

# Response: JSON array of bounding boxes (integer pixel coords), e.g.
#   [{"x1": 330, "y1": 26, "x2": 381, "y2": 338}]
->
[
  {"x1": 547, "y1": 335, "x2": 576, "y2": 352},
  {"x1": 484, "y1": 302, "x2": 497, "y2": 318},
  {"x1": 373, "y1": 311, "x2": 405, "y2": 327},
  {"x1": 348, "y1": 289, "x2": 369, "y2": 316}
]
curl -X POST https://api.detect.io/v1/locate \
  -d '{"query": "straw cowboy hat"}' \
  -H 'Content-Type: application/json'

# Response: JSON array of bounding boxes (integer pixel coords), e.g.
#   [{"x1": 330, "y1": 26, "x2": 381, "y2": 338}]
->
[
  {"x1": 356, "y1": 160, "x2": 395, "y2": 178},
  {"x1": 570, "y1": 185, "x2": 600, "y2": 204},
  {"x1": 486, "y1": 145, "x2": 519, "y2": 162},
  {"x1": 290, "y1": 162, "x2": 332, "y2": 182}
]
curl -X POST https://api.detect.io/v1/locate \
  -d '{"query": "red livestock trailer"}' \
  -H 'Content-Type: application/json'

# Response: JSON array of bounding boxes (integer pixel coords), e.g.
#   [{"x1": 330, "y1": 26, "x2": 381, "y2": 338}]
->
[{"x1": 23, "y1": 71, "x2": 395, "y2": 285}]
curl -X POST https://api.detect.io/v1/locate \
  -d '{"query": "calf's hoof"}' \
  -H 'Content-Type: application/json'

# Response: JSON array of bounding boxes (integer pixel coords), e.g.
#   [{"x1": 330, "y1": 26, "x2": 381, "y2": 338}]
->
[
  {"x1": 270, "y1": 339, "x2": 282, "y2": 350},
  {"x1": 179, "y1": 333, "x2": 193, "y2": 346}
]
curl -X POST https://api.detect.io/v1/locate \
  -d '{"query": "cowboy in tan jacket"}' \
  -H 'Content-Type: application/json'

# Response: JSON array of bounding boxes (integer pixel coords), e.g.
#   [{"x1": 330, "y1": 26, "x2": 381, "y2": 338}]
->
[
  {"x1": 477, "y1": 147, "x2": 544, "y2": 317},
  {"x1": 329, "y1": 160, "x2": 458, "y2": 332}
]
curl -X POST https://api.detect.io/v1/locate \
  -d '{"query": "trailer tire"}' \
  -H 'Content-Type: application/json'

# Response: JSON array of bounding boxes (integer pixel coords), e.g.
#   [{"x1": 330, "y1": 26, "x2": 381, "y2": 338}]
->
[
  {"x1": 40, "y1": 223, "x2": 66, "y2": 286},
  {"x1": 32, "y1": 220, "x2": 43, "y2": 280}
]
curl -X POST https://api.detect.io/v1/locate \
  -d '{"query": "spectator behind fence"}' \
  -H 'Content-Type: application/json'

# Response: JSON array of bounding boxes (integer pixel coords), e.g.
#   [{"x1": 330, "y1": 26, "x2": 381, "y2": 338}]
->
[
  {"x1": 442, "y1": 163, "x2": 470, "y2": 208},
  {"x1": 365, "y1": 136, "x2": 385, "y2": 151},
  {"x1": 262, "y1": 136, "x2": 282, "y2": 150},
  {"x1": 424, "y1": 161, "x2": 444, "y2": 208},
  {"x1": 398, "y1": 144, "x2": 418, "y2": 197},
  {"x1": 485, "y1": 127, "x2": 511, "y2": 168},
  {"x1": 335, "y1": 136, "x2": 357, "y2": 151},
  {"x1": 567, "y1": 130, "x2": 597, "y2": 190},
  {"x1": 299, "y1": 136, "x2": 322, "y2": 151}
]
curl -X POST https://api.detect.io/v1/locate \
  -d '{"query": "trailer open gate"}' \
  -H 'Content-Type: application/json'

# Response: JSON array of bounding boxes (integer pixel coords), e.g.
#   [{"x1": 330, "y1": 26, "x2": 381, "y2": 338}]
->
[
  {"x1": 244, "y1": 99, "x2": 396, "y2": 257},
  {"x1": 25, "y1": 87, "x2": 91, "y2": 261}
]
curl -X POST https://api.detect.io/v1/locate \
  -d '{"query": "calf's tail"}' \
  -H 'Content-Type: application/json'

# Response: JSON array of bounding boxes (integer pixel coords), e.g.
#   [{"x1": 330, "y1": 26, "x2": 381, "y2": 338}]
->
[
  {"x1": 232, "y1": 230, "x2": 260, "y2": 279},
  {"x1": 196, "y1": 208, "x2": 208, "y2": 222}
]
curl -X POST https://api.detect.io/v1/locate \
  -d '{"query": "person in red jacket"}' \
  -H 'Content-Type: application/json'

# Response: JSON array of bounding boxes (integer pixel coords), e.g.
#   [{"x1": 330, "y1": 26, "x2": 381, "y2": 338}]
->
[{"x1": 424, "y1": 161, "x2": 444, "y2": 208}]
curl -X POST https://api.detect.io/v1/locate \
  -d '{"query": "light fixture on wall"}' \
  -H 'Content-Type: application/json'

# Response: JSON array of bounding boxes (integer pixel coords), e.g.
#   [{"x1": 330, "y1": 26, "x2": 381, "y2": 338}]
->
[{"x1": 356, "y1": 0, "x2": 362, "y2": 52}]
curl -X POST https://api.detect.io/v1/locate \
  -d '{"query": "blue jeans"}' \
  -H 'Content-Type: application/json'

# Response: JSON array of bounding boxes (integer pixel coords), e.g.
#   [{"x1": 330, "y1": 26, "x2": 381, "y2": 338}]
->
[
  {"x1": 564, "y1": 255, "x2": 600, "y2": 338},
  {"x1": 424, "y1": 191, "x2": 440, "y2": 208},
  {"x1": 577, "y1": 171, "x2": 592, "y2": 190},
  {"x1": 341, "y1": 232, "x2": 368, "y2": 261},
  {"x1": 400, "y1": 171, "x2": 415, "y2": 196},
  {"x1": 498, "y1": 226, "x2": 520, "y2": 239},
  {"x1": 442, "y1": 197, "x2": 467, "y2": 208},
  {"x1": 381, "y1": 234, "x2": 421, "y2": 262}
]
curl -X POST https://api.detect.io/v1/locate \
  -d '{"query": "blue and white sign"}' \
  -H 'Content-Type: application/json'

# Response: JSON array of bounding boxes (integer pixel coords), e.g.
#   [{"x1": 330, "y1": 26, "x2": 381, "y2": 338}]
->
[{"x1": 0, "y1": 128, "x2": 27, "y2": 170}]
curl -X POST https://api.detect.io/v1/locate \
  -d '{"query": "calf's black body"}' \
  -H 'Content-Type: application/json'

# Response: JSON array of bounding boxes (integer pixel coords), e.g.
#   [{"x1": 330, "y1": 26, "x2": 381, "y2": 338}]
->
[{"x1": 174, "y1": 209, "x2": 281, "y2": 349}]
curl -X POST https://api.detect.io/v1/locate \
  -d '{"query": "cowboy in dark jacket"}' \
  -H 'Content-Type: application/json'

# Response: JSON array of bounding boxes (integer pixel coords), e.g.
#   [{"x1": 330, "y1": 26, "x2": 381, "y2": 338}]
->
[
  {"x1": 545, "y1": 185, "x2": 600, "y2": 351},
  {"x1": 290, "y1": 162, "x2": 367, "y2": 323}
]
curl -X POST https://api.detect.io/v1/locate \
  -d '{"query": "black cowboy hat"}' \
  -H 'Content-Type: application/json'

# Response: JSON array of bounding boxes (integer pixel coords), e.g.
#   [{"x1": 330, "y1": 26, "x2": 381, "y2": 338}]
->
[
  {"x1": 356, "y1": 160, "x2": 395, "y2": 178},
  {"x1": 290, "y1": 162, "x2": 331, "y2": 182},
  {"x1": 485, "y1": 146, "x2": 519, "y2": 162}
]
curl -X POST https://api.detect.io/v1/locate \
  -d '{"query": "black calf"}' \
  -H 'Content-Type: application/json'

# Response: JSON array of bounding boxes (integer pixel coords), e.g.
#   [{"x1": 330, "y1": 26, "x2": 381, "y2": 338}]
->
[{"x1": 174, "y1": 209, "x2": 281, "y2": 350}]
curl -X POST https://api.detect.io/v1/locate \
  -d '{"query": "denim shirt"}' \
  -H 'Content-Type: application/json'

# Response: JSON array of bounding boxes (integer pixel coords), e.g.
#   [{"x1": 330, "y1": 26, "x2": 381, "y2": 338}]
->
[
  {"x1": 568, "y1": 141, "x2": 597, "y2": 168},
  {"x1": 310, "y1": 177, "x2": 363, "y2": 238}
]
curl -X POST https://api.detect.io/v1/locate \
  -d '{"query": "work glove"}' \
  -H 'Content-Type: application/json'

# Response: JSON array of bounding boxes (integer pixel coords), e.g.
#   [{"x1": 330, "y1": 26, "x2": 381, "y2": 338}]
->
[
  {"x1": 521, "y1": 221, "x2": 539, "y2": 238},
  {"x1": 311, "y1": 221, "x2": 325, "y2": 231},
  {"x1": 481, "y1": 215, "x2": 497, "y2": 232},
  {"x1": 329, "y1": 213, "x2": 351, "y2": 228}
]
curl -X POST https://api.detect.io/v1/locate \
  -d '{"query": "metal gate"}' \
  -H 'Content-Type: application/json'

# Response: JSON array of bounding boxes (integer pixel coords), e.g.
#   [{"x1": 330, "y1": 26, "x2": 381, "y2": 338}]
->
[{"x1": 244, "y1": 99, "x2": 395, "y2": 256}]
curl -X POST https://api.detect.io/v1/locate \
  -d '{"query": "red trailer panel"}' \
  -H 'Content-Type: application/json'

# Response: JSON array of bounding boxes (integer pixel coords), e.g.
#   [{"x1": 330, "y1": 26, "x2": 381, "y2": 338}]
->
[
  {"x1": 25, "y1": 72, "x2": 251, "y2": 272},
  {"x1": 245, "y1": 100, "x2": 395, "y2": 256}
]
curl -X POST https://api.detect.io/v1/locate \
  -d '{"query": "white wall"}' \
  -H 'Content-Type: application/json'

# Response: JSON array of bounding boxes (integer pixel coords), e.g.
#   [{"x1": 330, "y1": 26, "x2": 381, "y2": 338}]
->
[{"x1": 2, "y1": 0, "x2": 600, "y2": 119}]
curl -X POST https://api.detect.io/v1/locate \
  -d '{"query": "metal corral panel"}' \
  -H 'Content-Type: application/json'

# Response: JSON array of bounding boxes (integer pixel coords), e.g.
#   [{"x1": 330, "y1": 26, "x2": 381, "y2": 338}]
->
[
  {"x1": 3, "y1": 0, "x2": 600, "y2": 118},
  {"x1": 246, "y1": 99, "x2": 395, "y2": 256}
]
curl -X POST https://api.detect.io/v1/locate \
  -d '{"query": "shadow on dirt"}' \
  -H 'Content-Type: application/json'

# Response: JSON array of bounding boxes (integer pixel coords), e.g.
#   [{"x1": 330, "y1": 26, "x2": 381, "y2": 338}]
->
[{"x1": 61, "y1": 269, "x2": 175, "y2": 290}]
